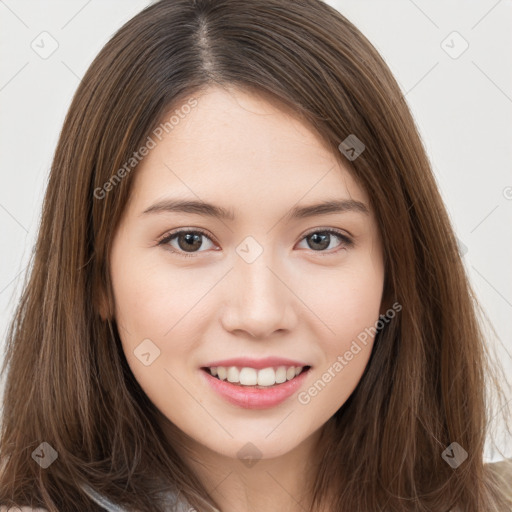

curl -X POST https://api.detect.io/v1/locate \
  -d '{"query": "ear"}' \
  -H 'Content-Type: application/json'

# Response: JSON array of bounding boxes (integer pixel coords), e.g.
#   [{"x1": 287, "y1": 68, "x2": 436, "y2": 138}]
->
[
  {"x1": 98, "y1": 297, "x2": 110, "y2": 320},
  {"x1": 378, "y1": 286, "x2": 395, "y2": 318},
  {"x1": 95, "y1": 285, "x2": 113, "y2": 321}
]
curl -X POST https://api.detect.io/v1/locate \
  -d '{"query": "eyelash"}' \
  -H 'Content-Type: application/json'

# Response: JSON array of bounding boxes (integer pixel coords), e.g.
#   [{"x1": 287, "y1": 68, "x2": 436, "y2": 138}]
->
[{"x1": 157, "y1": 228, "x2": 353, "y2": 259}]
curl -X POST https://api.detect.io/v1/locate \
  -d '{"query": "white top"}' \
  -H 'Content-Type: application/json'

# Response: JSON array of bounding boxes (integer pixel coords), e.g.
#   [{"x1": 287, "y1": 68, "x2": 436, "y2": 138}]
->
[
  {"x1": 3, "y1": 459, "x2": 510, "y2": 511},
  {"x1": 0, "y1": 484, "x2": 192, "y2": 512},
  {"x1": 80, "y1": 483, "x2": 192, "y2": 511}
]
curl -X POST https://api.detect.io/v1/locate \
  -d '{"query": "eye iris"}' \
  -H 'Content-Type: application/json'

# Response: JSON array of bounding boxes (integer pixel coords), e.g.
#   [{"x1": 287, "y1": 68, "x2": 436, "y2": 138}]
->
[
  {"x1": 308, "y1": 232, "x2": 330, "y2": 251},
  {"x1": 168, "y1": 230, "x2": 342, "y2": 254},
  {"x1": 178, "y1": 232, "x2": 203, "y2": 252}
]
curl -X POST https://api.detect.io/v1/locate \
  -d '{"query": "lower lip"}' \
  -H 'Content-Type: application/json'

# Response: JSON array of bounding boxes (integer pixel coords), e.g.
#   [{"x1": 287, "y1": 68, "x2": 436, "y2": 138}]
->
[{"x1": 200, "y1": 367, "x2": 311, "y2": 410}]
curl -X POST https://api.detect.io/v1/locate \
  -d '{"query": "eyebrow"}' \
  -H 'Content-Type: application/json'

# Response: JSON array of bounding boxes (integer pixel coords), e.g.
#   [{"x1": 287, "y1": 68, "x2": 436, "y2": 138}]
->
[{"x1": 141, "y1": 198, "x2": 369, "y2": 221}]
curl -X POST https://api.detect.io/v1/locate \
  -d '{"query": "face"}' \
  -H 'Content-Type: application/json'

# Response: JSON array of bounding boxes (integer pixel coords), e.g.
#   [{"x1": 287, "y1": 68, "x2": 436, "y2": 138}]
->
[{"x1": 108, "y1": 86, "x2": 385, "y2": 462}]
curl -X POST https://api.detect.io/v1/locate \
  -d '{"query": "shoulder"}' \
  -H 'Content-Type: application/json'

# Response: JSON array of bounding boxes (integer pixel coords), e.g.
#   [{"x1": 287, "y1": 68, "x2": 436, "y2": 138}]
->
[
  {"x1": 485, "y1": 458, "x2": 512, "y2": 507},
  {"x1": 486, "y1": 457, "x2": 512, "y2": 480}
]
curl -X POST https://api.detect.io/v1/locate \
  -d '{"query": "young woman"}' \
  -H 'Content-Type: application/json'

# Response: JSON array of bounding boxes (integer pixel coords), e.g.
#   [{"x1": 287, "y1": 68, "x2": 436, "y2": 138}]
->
[{"x1": 1, "y1": 0, "x2": 511, "y2": 511}]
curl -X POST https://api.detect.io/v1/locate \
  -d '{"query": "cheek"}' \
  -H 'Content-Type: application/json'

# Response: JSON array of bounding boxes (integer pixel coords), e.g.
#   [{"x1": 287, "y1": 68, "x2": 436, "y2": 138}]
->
[
  {"x1": 110, "y1": 246, "x2": 209, "y2": 379},
  {"x1": 109, "y1": 255, "x2": 201, "y2": 409},
  {"x1": 301, "y1": 256, "x2": 384, "y2": 340},
  {"x1": 111, "y1": 247, "x2": 203, "y2": 334},
  {"x1": 300, "y1": 251, "x2": 383, "y2": 404},
  {"x1": 298, "y1": 273, "x2": 381, "y2": 414}
]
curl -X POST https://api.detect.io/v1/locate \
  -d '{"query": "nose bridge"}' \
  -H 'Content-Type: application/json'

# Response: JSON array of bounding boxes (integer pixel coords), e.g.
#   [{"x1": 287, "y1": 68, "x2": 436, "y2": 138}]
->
[
  {"x1": 222, "y1": 240, "x2": 294, "y2": 337},
  {"x1": 238, "y1": 244, "x2": 285, "y2": 306}
]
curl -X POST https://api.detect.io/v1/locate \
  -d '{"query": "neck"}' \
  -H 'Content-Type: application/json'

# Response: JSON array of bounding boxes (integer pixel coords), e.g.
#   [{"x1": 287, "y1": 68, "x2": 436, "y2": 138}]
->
[{"x1": 161, "y1": 420, "x2": 331, "y2": 512}]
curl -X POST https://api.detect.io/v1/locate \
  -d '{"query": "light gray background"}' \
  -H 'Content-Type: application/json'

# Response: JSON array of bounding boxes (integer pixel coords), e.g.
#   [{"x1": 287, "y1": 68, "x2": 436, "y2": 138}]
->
[{"x1": 1, "y1": 0, "x2": 511, "y2": 461}]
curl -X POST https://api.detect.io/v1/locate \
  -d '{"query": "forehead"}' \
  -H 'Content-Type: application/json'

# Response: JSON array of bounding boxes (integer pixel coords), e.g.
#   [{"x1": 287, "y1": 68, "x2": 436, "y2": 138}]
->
[{"x1": 128, "y1": 86, "x2": 370, "y2": 216}]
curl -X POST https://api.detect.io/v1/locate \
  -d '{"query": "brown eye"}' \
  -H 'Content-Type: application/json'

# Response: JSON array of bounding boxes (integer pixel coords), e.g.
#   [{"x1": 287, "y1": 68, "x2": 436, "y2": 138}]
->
[
  {"x1": 159, "y1": 230, "x2": 216, "y2": 257},
  {"x1": 158, "y1": 228, "x2": 353, "y2": 259},
  {"x1": 174, "y1": 232, "x2": 204, "y2": 252},
  {"x1": 298, "y1": 229, "x2": 353, "y2": 254}
]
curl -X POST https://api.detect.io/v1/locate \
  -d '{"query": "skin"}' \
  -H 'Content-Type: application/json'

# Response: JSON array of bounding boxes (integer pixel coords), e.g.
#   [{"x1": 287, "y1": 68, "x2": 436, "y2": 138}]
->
[{"x1": 108, "y1": 85, "x2": 385, "y2": 512}]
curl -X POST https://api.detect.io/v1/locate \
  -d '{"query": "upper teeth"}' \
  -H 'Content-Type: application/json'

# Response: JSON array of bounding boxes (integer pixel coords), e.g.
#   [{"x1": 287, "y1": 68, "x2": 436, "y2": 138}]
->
[{"x1": 209, "y1": 366, "x2": 305, "y2": 387}]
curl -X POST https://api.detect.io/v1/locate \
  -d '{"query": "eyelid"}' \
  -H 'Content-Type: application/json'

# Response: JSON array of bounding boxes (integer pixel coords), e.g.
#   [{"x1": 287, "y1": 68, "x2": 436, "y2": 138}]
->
[
  {"x1": 302, "y1": 226, "x2": 352, "y2": 241},
  {"x1": 157, "y1": 227, "x2": 353, "y2": 257}
]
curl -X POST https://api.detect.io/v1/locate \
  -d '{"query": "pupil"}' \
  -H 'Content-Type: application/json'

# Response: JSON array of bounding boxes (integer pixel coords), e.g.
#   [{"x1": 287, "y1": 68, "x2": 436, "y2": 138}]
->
[
  {"x1": 179, "y1": 233, "x2": 202, "y2": 252},
  {"x1": 309, "y1": 232, "x2": 329, "y2": 250}
]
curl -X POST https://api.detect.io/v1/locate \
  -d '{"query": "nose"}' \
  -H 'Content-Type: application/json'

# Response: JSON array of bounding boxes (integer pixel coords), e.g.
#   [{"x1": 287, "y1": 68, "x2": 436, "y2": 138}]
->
[{"x1": 220, "y1": 254, "x2": 297, "y2": 339}]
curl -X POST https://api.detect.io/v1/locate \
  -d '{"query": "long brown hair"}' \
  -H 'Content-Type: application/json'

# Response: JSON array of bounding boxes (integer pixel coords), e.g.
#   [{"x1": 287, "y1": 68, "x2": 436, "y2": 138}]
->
[{"x1": 1, "y1": 0, "x2": 510, "y2": 510}]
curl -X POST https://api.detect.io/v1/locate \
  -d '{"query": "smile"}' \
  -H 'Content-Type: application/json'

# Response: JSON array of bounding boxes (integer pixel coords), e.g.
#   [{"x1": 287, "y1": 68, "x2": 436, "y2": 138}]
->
[
  {"x1": 203, "y1": 365, "x2": 310, "y2": 387},
  {"x1": 200, "y1": 365, "x2": 312, "y2": 409}
]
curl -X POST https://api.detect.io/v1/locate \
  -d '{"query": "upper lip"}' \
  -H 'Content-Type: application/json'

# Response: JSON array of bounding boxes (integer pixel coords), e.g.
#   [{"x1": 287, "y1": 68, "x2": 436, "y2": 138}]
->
[{"x1": 202, "y1": 357, "x2": 311, "y2": 370}]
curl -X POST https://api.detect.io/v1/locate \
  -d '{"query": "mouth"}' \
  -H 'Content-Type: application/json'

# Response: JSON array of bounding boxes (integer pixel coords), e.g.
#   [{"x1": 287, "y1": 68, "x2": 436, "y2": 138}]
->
[{"x1": 201, "y1": 365, "x2": 312, "y2": 389}]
